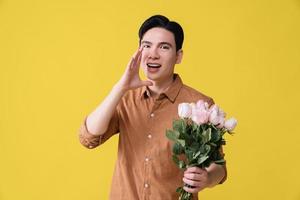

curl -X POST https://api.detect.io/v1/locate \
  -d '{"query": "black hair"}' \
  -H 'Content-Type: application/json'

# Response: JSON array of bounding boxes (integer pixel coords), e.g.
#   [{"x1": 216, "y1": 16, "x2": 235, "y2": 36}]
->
[{"x1": 138, "y1": 15, "x2": 184, "y2": 51}]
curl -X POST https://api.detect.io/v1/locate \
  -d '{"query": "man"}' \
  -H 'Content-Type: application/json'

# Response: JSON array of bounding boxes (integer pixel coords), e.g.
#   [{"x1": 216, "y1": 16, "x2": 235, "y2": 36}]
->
[{"x1": 79, "y1": 15, "x2": 226, "y2": 200}]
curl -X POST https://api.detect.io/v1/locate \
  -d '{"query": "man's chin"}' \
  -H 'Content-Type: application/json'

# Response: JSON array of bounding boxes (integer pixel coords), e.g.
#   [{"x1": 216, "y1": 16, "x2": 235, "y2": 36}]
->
[{"x1": 145, "y1": 73, "x2": 159, "y2": 82}]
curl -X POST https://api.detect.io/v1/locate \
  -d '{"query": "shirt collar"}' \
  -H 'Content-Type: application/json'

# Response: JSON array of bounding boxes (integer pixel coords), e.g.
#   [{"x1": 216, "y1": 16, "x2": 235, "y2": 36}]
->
[{"x1": 140, "y1": 74, "x2": 183, "y2": 103}]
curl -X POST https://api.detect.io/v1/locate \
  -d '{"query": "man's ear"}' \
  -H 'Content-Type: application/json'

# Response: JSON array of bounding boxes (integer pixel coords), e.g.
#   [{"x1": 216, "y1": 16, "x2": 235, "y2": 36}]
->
[{"x1": 175, "y1": 49, "x2": 183, "y2": 64}]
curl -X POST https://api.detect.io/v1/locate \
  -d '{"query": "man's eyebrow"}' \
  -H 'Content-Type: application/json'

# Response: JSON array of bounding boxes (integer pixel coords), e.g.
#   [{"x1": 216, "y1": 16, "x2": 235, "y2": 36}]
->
[
  {"x1": 141, "y1": 41, "x2": 152, "y2": 44},
  {"x1": 141, "y1": 41, "x2": 173, "y2": 47}
]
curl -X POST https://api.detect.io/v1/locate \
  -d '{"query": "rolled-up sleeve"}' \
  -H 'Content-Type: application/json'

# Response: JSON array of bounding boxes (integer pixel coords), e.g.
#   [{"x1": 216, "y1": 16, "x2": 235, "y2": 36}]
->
[
  {"x1": 219, "y1": 165, "x2": 227, "y2": 184},
  {"x1": 78, "y1": 109, "x2": 120, "y2": 149}
]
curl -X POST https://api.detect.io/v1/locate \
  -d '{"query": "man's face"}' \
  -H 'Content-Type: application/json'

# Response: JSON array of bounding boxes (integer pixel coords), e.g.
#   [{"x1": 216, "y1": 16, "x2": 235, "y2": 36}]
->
[{"x1": 140, "y1": 27, "x2": 182, "y2": 83}]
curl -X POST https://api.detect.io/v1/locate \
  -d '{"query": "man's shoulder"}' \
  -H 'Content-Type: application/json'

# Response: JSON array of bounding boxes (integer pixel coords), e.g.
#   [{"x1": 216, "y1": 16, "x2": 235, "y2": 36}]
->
[{"x1": 179, "y1": 84, "x2": 214, "y2": 104}]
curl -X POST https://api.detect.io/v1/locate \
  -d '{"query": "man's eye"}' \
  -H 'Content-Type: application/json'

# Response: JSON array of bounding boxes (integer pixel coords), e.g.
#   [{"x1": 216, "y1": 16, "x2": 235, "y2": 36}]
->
[
  {"x1": 143, "y1": 45, "x2": 150, "y2": 48},
  {"x1": 161, "y1": 45, "x2": 170, "y2": 50}
]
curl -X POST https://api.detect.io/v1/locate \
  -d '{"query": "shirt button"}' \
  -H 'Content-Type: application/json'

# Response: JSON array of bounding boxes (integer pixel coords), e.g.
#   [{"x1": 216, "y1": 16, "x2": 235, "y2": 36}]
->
[
  {"x1": 150, "y1": 113, "x2": 154, "y2": 118},
  {"x1": 147, "y1": 134, "x2": 152, "y2": 139},
  {"x1": 145, "y1": 157, "x2": 150, "y2": 162},
  {"x1": 144, "y1": 183, "x2": 149, "y2": 188}
]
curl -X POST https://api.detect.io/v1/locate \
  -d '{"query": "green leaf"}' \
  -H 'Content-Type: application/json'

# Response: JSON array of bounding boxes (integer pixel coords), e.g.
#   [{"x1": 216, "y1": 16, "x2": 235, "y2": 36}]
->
[
  {"x1": 209, "y1": 142, "x2": 217, "y2": 147},
  {"x1": 199, "y1": 144, "x2": 211, "y2": 156},
  {"x1": 202, "y1": 128, "x2": 212, "y2": 143},
  {"x1": 166, "y1": 129, "x2": 180, "y2": 142},
  {"x1": 181, "y1": 127, "x2": 192, "y2": 142},
  {"x1": 193, "y1": 150, "x2": 201, "y2": 159},
  {"x1": 185, "y1": 150, "x2": 194, "y2": 162},
  {"x1": 214, "y1": 159, "x2": 226, "y2": 165},
  {"x1": 192, "y1": 123, "x2": 198, "y2": 132},
  {"x1": 205, "y1": 144, "x2": 211, "y2": 154},
  {"x1": 177, "y1": 139, "x2": 185, "y2": 147},
  {"x1": 176, "y1": 186, "x2": 183, "y2": 193},
  {"x1": 197, "y1": 155, "x2": 209, "y2": 165},
  {"x1": 173, "y1": 119, "x2": 186, "y2": 133},
  {"x1": 173, "y1": 142, "x2": 184, "y2": 155},
  {"x1": 189, "y1": 142, "x2": 200, "y2": 152},
  {"x1": 210, "y1": 128, "x2": 221, "y2": 142},
  {"x1": 178, "y1": 160, "x2": 186, "y2": 169}
]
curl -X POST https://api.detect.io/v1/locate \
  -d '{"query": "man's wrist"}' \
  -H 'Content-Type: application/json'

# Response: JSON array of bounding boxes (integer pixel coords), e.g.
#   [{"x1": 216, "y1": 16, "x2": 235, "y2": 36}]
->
[
  {"x1": 113, "y1": 82, "x2": 128, "y2": 95},
  {"x1": 206, "y1": 164, "x2": 226, "y2": 188},
  {"x1": 207, "y1": 171, "x2": 214, "y2": 188}
]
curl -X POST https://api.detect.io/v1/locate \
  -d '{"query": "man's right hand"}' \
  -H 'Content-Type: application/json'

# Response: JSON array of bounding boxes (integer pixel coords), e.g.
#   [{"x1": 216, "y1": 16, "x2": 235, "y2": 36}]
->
[
  {"x1": 116, "y1": 47, "x2": 153, "y2": 92},
  {"x1": 85, "y1": 48, "x2": 153, "y2": 136}
]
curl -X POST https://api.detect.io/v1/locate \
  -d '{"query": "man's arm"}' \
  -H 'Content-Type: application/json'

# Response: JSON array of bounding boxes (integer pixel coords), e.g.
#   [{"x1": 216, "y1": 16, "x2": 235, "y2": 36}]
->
[
  {"x1": 206, "y1": 163, "x2": 227, "y2": 187},
  {"x1": 85, "y1": 84, "x2": 125, "y2": 136},
  {"x1": 79, "y1": 48, "x2": 152, "y2": 148}
]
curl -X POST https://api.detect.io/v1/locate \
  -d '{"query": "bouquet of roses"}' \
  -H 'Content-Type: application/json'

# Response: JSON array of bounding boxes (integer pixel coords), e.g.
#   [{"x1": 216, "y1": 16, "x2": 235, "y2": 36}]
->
[{"x1": 166, "y1": 100, "x2": 237, "y2": 200}]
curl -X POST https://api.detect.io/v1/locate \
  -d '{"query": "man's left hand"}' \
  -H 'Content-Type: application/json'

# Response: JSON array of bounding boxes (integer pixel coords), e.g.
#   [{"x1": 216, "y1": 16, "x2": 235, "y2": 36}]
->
[{"x1": 182, "y1": 167, "x2": 211, "y2": 193}]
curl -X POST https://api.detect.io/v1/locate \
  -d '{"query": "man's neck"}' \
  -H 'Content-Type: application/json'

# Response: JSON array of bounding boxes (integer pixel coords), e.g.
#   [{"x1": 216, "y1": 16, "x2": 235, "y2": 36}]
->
[{"x1": 147, "y1": 75, "x2": 174, "y2": 98}]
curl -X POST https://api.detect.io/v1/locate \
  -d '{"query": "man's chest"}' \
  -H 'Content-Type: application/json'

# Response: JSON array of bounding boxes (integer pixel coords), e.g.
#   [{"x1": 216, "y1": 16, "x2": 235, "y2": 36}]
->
[{"x1": 117, "y1": 99, "x2": 180, "y2": 160}]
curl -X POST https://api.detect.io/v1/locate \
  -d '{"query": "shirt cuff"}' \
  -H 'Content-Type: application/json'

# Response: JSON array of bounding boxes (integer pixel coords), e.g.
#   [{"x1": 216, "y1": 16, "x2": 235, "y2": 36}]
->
[
  {"x1": 78, "y1": 118, "x2": 102, "y2": 149},
  {"x1": 219, "y1": 164, "x2": 227, "y2": 184}
]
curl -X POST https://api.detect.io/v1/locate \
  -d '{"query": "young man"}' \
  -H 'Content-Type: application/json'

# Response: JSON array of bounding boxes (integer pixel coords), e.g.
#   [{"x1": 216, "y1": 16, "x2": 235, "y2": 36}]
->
[{"x1": 79, "y1": 15, "x2": 226, "y2": 200}]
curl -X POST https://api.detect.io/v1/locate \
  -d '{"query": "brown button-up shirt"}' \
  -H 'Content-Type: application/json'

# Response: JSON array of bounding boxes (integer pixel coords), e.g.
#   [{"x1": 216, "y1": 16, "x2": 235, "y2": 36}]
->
[{"x1": 79, "y1": 74, "x2": 226, "y2": 200}]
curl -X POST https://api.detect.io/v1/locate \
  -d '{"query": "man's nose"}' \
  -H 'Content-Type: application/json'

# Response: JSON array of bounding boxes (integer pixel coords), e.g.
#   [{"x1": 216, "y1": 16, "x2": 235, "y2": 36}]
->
[{"x1": 148, "y1": 47, "x2": 160, "y2": 59}]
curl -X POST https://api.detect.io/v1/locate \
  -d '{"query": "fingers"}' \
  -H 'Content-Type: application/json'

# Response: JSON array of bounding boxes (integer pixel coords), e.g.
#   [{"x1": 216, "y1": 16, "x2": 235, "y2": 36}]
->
[
  {"x1": 183, "y1": 185, "x2": 203, "y2": 193},
  {"x1": 129, "y1": 47, "x2": 143, "y2": 70},
  {"x1": 183, "y1": 177, "x2": 201, "y2": 188},
  {"x1": 182, "y1": 167, "x2": 209, "y2": 193},
  {"x1": 140, "y1": 80, "x2": 153, "y2": 87},
  {"x1": 185, "y1": 167, "x2": 205, "y2": 174},
  {"x1": 125, "y1": 50, "x2": 137, "y2": 71},
  {"x1": 182, "y1": 176, "x2": 206, "y2": 193},
  {"x1": 184, "y1": 172, "x2": 202, "y2": 181},
  {"x1": 135, "y1": 47, "x2": 143, "y2": 69},
  {"x1": 184, "y1": 167, "x2": 208, "y2": 182}
]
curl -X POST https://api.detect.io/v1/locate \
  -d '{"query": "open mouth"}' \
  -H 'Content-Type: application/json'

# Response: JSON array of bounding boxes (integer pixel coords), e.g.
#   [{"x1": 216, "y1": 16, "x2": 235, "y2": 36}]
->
[{"x1": 147, "y1": 63, "x2": 161, "y2": 68}]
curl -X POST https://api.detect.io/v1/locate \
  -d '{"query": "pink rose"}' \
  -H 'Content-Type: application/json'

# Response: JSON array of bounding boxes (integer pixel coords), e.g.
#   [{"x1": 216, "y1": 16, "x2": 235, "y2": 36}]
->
[
  {"x1": 178, "y1": 103, "x2": 192, "y2": 119},
  {"x1": 216, "y1": 117, "x2": 225, "y2": 128},
  {"x1": 196, "y1": 100, "x2": 209, "y2": 110},
  {"x1": 209, "y1": 108, "x2": 219, "y2": 125},
  {"x1": 196, "y1": 100, "x2": 204, "y2": 107},
  {"x1": 224, "y1": 117, "x2": 237, "y2": 131},
  {"x1": 219, "y1": 108, "x2": 226, "y2": 118},
  {"x1": 189, "y1": 103, "x2": 196, "y2": 110},
  {"x1": 191, "y1": 107, "x2": 210, "y2": 125},
  {"x1": 209, "y1": 104, "x2": 225, "y2": 128},
  {"x1": 209, "y1": 104, "x2": 219, "y2": 114}
]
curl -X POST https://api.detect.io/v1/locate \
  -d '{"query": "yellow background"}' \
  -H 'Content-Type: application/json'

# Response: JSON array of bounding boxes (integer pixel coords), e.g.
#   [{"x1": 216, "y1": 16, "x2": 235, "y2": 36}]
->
[{"x1": 1, "y1": 0, "x2": 300, "y2": 199}]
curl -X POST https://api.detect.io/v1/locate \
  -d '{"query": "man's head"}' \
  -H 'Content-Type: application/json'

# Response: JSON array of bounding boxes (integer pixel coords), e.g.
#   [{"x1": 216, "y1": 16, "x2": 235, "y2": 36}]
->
[
  {"x1": 138, "y1": 15, "x2": 184, "y2": 83},
  {"x1": 138, "y1": 15, "x2": 184, "y2": 52}
]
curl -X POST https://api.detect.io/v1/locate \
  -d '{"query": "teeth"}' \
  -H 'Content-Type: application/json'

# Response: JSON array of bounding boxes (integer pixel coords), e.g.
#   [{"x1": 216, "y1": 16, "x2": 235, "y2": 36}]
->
[{"x1": 147, "y1": 63, "x2": 161, "y2": 68}]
